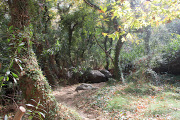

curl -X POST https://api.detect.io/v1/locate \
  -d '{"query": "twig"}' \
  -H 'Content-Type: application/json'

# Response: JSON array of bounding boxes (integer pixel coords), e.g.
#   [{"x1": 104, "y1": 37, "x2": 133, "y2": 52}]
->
[{"x1": 94, "y1": 36, "x2": 114, "y2": 63}]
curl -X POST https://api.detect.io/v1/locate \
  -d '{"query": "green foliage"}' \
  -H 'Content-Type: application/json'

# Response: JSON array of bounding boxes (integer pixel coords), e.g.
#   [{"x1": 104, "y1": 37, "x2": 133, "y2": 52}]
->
[
  {"x1": 145, "y1": 91, "x2": 180, "y2": 119},
  {"x1": 120, "y1": 39, "x2": 144, "y2": 65},
  {"x1": 1, "y1": 0, "x2": 180, "y2": 118},
  {"x1": 75, "y1": 82, "x2": 179, "y2": 119},
  {"x1": 164, "y1": 34, "x2": 180, "y2": 54},
  {"x1": 107, "y1": 96, "x2": 130, "y2": 110},
  {"x1": 26, "y1": 99, "x2": 46, "y2": 120},
  {"x1": 54, "y1": 3, "x2": 107, "y2": 68}
]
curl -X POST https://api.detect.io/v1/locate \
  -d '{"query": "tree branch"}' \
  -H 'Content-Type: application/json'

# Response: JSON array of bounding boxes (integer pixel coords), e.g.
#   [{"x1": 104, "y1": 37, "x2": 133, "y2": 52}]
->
[
  {"x1": 94, "y1": 36, "x2": 114, "y2": 63},
  {"x1": 83, "y1": 0, "x2": 101, "y2": 10}
]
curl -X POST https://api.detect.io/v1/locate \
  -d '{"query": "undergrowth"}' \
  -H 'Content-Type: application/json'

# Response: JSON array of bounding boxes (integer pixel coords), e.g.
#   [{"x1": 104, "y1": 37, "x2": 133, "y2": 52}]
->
[{"x1": 76, "y1": 81, "x2": 180, "y2": 119}]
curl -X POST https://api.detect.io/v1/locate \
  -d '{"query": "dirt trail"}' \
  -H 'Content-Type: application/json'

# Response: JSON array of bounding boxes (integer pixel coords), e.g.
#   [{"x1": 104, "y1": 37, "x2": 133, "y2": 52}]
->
[{"x1": 53, "y1": 82, "x2": 106, "y2": 120}]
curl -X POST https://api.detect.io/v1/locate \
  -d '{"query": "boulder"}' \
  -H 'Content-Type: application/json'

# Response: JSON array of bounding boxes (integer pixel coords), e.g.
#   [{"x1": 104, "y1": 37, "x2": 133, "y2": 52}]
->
[
  {"x1": 100, "y1": 69, "x2": 112, "y2": 78},
  {"x1": 75, "y1": 83, "x2": 98, "y2": 92},
  {"x1": 153, "y1": 50, "x2": 180, "y2": 75},
  {"x1": 65, "y1": 67, "x2": 83, "y2": 84},
  {"x1": 81, "y1": 70, "x2": 107, "y2": 83}
]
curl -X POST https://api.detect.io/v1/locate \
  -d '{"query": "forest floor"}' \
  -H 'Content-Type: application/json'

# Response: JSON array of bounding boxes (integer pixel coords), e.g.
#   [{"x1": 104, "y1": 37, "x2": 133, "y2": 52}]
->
[
  {"x1": 53, "y1": 82, "x2": 180, "y2": 120},
  {"x1": 53, "y1": 82, "x2": 107, "y2": 120},
  {"x1": 0, "y1": 81, "x2": 179, "y2": 120}
]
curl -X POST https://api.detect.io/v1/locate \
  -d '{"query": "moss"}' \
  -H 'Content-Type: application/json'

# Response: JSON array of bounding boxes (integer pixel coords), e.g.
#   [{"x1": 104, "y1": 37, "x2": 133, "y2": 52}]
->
[{"x1": 19, "y1": 50, "x2": 82, "y2": 119}]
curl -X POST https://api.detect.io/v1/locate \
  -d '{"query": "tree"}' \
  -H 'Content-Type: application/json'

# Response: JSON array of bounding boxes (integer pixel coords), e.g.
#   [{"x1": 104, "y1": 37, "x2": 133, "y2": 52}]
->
[
  {"x1": 83, "y1": 0, "x2": 126, "y2": 82},
  {"x1": 57, "y1": 2, "x2": 104, "y2": 69},
  {"x1": 83, "y1": 0, "x2": 180, "y2": 82},
  {"x1": 7, "y1": 0, "x2": 63, "y2": 119}
]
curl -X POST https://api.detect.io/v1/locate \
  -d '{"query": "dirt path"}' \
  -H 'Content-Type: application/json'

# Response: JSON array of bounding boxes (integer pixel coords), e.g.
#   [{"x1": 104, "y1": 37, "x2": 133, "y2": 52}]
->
[{"x1": 53, "y1": 82, "x2": 106, "y2": 120}]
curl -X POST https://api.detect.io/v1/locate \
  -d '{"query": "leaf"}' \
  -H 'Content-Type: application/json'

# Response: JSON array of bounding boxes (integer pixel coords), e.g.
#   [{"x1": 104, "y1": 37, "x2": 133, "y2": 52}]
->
[
  {"x1": 19, "y1": 42, "x2": 25, "y2": 46},
  {"x1": 102, "y1": 32, "x2": 108, "y2": 37},
  {"x1": 26, "y1": 104, "x2": 35, "y2": 107},
  {"x1": 18, "y1": 63, "x2": 23, "y2": 71},
  {"x1": 122, "y1": 37, "x2": 126, "y2": 42},
  {"x1": 27, "y1": 110, "x2": 33, "y2": 113},
  {"x1": 144, "y1": 1, "x2": 150, "y2": 5},
  {"x1": 100, "y1": 6, "x2": 105, "y2": 13},
  {"x1": 15, "y1": 58, "x2": 22, "y2": 63},
  {"x1": 10, "y1": 61, "x2": 14, "y2": 68},
  {"x1": 8, "y1": 26, "x2": 14, "y2": 33},
  {"x1": 108, "y1": 33, "x2": 116, "y2": 40},
  {"x1": 100, "y1": 15, "x2": 103, "y2": 19},
  {"x1": 56, "y1": 40, "x2": 60, "y2": 46},
  {"x1": 104, "y1": 6, "x2": 107, "y2": 12},
  {"x1": 12, "y1": 72, "x2": 18, "y2": 78},
  {"x1": 156, "y1": 21, "x2": 159, "y2": 26},
  {"x1": 13, "y1": 77, "x2": 17, "y2": 83},
  {"x1": 28, "y1": 116, "x2": 33, "y2": 119},
  {"x1": 30, "y1": 31, "x2": 33, "y2": 37},
  {"x1": 31, "y1": 99, "x2": 38, "y2": 103},
  {"x1": 38, "y1": 112, "x2": 45, "y2": 118},
  {"x1": 6, "y1": 76, "x2": 9, "y2": 81},
  {"x1": 0, "y1": 76, "x2": 4, "y2": 81},
  {"x1": 8, "y1": 38, "x2": 11, "y2": 42},
  {"x1": 17, "y1": 47, "x2": 21, "y2": 53},
  {"x1": 126, "y1": 33, "x2": 132, "y2": 40},
  {"x1": 6, "y1": 71, "x2": 10, "y2": 76},
  {"x1": 9, "y1": 26, "x2": 13, "y2": 31}
]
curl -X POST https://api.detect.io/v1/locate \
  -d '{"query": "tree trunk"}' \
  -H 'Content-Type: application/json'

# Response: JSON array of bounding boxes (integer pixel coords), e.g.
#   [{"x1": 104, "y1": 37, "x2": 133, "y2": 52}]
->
[
  {"x1": 114, "y1": 36, "x2": 124, "y2": 82},
  {"x1": 8, "y1": 0, "x2": 60, "y2": 119},
  {"x1": 83, "y1": 0, "x2": 125, "y2": 82},
  {"x1": 104, "y1": 25, "x2": 111, "y2": 70},
  {"x1": 104, "y1": 35, "x2": 109, "y2": 70},
  {"x1": 144, "y1": 25, "x2": 151, "y2": 55},
  {"x1": 44, "y1": 59, "x2": 59, "y2": 88},
  {"x1": 35, "y1": 43, "x2": 59, "y2": 88},
  {"x1": 68, "y1": 27, "x2": 73, "y2": 66},
  {"x1": 112, "y1": 16, "x2": 125, "y2": 82},
  {"x1": 19, "y1": 51, "x2": 60, "y2": 120}
]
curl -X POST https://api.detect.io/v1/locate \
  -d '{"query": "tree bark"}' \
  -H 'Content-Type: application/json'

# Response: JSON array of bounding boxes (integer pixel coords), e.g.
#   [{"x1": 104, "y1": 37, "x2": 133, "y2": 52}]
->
[
  {"x1": 8, "y1": 0, "x2": 60, "y2": 119},
  {"x1": 104, "y1": 35, "x2": 109, "y2": 70},
  {"x1": 114, "y1": 36, "x2": 124, "y2": 82},
  {"x1": 144, "y1": 25, "x2": 151, "y2": 55},
  {"x1": 68, "y1": 27, "x2": 73, "y2": 66}
]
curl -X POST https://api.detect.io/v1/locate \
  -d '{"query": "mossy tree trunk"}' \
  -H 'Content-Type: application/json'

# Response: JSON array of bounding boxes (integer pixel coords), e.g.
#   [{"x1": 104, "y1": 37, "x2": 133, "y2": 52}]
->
[
  {"x1": 35, "y1": 43, "x2": 59, "y2": 88},
  {"x1": 113, "y1": 36, "x2": 124, "y2": 82},
  {"x1": 144, "y1": 25, "x2": 151, "y2": 55},
  {"x1": 8, "y1": 0, "x2": 60, "y2": 119}
]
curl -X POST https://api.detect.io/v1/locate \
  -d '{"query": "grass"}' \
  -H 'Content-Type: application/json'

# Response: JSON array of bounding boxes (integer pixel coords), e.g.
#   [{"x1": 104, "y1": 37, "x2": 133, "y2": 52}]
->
[
  {"x1": 83, "y1": 82, "x2": 180, "y2": 119},
  {"x1": 145, "y1": 91, "x2": 180, "y2": 119},
  {"x1": 107, "y1": 96, "x2": 130, "y2": 110}
]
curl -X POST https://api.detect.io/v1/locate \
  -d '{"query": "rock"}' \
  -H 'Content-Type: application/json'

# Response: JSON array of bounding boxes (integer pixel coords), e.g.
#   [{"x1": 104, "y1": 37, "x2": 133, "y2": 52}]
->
[
  {"x1": 100, "y1": 69, "x2": 112, "y2": 78},
  {"x1": 65, "y1": 67, "x2": 83, "y2": 84},
  {"x1": 75, "y1": 83, "x2": 98, "y2": 92},
  {"x1": 81, "y1": 70, "x2": 107, "y2": 83},
  {"x1": 153, "y1": 50, "x2": 180, "y2": 75}
]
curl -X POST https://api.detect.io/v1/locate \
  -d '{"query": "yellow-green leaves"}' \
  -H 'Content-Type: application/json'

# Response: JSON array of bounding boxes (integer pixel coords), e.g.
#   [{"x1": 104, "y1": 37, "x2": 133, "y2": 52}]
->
[
  {"x1": 102, "y1": 32, "x2": 108, "y2": 37},
  {"x1": 126, "y1": 33, "x2": 132, "y2": 40},
  {"x1": 100, "y1": 15, "x2": 104, "y2": 19},
  {"x1": 100, "y1": 6, "x2": 107, "y2": 13}
]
